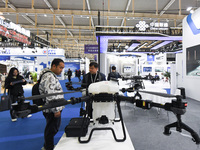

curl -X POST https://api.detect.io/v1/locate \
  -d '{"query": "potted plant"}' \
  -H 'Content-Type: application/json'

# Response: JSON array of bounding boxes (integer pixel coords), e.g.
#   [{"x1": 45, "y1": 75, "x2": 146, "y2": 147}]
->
[
  {"x1": 163, "y1": 71, "x2": 170, "y2": 82},
  {"x1": 30, "y1": 72, "x2": 37, "y2": 83}
]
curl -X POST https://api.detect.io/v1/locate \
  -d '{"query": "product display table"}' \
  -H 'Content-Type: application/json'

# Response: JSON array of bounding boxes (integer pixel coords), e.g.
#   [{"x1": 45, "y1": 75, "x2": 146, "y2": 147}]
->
[{"x1": 54, "y1": 122, "x2": 135, "y2": 150}]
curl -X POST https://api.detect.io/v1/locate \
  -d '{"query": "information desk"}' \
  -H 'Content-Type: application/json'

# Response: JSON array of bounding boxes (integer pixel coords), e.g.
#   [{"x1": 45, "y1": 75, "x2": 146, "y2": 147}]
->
[{"x1": 55, "y1": 122, "x2": 135, "y2": 150}]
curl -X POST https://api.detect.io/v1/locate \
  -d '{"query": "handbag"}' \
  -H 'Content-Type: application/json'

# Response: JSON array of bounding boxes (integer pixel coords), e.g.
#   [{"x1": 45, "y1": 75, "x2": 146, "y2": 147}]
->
[{"x1": 0, "y1": 88, "x2": 11, "y2": 111}]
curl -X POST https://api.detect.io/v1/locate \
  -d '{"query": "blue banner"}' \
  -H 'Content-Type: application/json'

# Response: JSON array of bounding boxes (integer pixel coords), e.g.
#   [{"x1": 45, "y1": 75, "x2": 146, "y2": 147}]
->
[
  {"x1": 15, "y1": 56, "x2": 35, "y2": 61},
  {"x1": 0, "y1": 56, "x2": 10, "y2": 61}
]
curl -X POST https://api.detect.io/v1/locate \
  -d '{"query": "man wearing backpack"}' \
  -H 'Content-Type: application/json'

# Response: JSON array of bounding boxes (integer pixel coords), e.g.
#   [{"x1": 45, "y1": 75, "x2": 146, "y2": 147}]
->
[{"x1": 39, "y1": 58, "x2": 65, "y2": 150}]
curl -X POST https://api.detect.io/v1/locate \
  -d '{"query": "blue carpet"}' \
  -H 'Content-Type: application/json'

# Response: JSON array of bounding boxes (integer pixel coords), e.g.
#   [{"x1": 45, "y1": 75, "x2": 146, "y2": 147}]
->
[{"x1": 0, "y1": 77, "x2": 83, "y2": 150}]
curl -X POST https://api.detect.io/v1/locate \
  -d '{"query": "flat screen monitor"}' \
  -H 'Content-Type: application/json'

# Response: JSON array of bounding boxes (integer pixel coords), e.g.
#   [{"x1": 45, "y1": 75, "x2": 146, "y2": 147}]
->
[
  {"x1": 186, "y1": 44, "x2": 200, "y2": 76},
  {"x1": 155, "y1": 67, "x2": 163, "y2": 72},
  {"x1": 143, "y1": 67, "x2": 152, "y2": 72}
]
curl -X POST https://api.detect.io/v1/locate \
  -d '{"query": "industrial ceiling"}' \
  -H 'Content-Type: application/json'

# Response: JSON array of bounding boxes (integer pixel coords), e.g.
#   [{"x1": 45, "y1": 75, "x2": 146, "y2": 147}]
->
[{"x1": 0, "y1": 0, "x2": 199, "y2": 58}]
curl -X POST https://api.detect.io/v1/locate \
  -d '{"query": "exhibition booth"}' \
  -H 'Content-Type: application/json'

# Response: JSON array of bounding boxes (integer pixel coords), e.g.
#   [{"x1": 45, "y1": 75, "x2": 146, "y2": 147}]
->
[
  {"x1": 0, "y1": 47, "x2": 65, "y2": 80},
  {"x1": 179, "y1": 7, "x2": 200, "y2": 100}
]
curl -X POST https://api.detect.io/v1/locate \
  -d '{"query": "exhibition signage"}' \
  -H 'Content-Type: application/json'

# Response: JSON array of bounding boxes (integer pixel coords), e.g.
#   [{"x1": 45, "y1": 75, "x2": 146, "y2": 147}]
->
[
  {"x1": 0, "y1": 18, "x2": 31, "y2": 45},
  {"x1": 0, "y1": 47, "x2": 64, "y2": 56},
  {"x1": 0, "y1": 56, "x2": 10, "y2": 61},
  {"x1": 0, "y1": 18, "x2": 30, "y2": 37},
  {"x1": 15, "y1": 56, "x2": 35, "y2": 61},
  {"x1": 84, "y1": 45, "x2": 98, "y2": 54},
  {"x1": 0, "y1": 25, "x2": 31, "y2": 45},
  {"x1": 150, "y1": 22, "x2": 169, "y2": 30}
]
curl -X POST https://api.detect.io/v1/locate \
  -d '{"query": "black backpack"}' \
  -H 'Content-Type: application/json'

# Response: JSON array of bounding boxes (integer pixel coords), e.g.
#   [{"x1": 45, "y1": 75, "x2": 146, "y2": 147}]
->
[{"x1": 32, "y1": 71, "x2": 52, "y2": 106}]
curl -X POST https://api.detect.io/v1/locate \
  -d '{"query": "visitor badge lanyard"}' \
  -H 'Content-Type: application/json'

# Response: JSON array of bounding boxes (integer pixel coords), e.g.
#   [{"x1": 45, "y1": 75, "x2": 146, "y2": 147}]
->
[{"x1": 91, "y1": 73, "x2": 97, "y2": 83}]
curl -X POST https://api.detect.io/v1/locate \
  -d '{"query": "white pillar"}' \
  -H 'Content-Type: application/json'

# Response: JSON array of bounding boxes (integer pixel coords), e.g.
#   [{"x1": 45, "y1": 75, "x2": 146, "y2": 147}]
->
[
  {"x1": 100, "y1": 53, "x2": 107, "y2": 76},
  {"x1": 170, "y1": 63, "x2": 177, "y2": 94}
]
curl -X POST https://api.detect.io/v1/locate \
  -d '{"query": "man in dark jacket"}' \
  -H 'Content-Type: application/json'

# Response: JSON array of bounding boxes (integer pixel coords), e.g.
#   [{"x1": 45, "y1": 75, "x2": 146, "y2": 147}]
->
[
  {"x1": 81, "y1": 62, "x2": 106, "y2": 118},
  {"x1": 67, "y1": 68, "x2": 72, "y2": 82},
  {"x1": 82, "y1": 62, "x2": 106, "y2": 88},
  {"x1": 107, "y1": 66, "x2": 121, "y2": 81}
]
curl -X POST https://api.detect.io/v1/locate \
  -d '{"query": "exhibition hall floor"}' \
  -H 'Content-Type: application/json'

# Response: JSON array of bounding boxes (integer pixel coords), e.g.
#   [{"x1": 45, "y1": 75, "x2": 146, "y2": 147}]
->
[{"x1": 0, "y1": 78, "x2": 200, "y2": 150}]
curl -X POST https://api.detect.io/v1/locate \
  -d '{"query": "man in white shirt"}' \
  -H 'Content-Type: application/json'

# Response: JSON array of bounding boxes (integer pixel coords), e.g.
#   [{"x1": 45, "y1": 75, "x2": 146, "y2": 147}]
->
[{"x1": 39, "y1": 58, "x2": 65, "y2": 150}]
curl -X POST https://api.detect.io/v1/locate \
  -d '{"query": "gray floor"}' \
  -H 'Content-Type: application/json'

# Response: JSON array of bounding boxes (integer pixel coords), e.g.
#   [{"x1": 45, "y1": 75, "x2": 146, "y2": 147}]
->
[{"x1": 121, "y1": 98, "x2": 200, "y2": 150}]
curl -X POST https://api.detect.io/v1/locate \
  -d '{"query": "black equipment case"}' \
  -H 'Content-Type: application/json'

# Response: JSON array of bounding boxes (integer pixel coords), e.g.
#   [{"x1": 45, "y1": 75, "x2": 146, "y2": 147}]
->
[{"x1": 65, "y1": 117, "x2": 90, "y2": 137}]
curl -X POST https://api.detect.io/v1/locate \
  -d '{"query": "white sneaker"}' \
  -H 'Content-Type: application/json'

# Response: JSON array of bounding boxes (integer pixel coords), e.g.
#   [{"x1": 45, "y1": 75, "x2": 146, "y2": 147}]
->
[
  {"x1": 11, "y1": 118, "x2": 17, "y2": 122},
  {"x1": 27, "y1": 114, "x2": 32, "y2": 118}
]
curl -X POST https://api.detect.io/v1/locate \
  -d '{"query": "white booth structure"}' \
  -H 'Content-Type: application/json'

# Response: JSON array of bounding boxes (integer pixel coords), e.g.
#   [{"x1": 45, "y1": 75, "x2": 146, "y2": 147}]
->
[{"x1": 181, "y1": 8, "x2": 200, "y2": 100}]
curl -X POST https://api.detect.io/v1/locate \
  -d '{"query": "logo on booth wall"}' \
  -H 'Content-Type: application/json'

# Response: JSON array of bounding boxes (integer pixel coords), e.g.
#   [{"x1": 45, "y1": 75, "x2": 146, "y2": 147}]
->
[
  {"x1": 43, "y1": 49, "x2": 47, "y2": 54},
  {"x1": 42, "y1": 49, "x2": 56, "y2": 55},
  {"x1": 0, "y1": 49, "x2": 10, "y2": 54},
  {"x1": 136, "y1": 21, "x2": 149, "y2": 31},
  {"x1": 187, "y1": 14, "x2": 200, "y2": 35}
]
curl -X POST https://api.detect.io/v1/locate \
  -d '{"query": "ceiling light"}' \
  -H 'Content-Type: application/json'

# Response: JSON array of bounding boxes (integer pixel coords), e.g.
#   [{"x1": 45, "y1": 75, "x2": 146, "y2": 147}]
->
[
  {"x1": 186, "y1": 7, "x2": 192, "y2": 11},
  {"x1": 44, "y1": 14, "x2": 47, "y2": 17},
  {"x1": 190, "y1": 10, "x2": 194, "y2": 14}
]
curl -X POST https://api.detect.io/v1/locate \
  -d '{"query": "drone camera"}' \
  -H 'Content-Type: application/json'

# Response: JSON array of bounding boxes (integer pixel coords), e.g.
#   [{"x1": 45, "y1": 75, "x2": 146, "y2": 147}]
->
[{"x1": 97, "y1": 115, "x2": 109, "y2": 124}]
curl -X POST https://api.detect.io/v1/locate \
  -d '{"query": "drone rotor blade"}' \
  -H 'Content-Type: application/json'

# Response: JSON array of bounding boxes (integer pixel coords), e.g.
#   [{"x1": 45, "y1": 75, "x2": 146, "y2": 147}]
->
[
  {"x1": 24, "y1": 91, "x2": 78, "y2": 100},
  {"x1": 139, "y1": 90, "x2": 176, "y2": 98}
]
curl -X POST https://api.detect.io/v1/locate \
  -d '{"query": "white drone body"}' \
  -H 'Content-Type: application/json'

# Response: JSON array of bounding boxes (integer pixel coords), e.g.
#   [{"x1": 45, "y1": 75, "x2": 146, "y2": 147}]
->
[
  {"x1": 88, "y1": 81, "x2": 119, "y2": 122},
  {"x1": 88, "y1": 80, "x2": 119, "y2": 94}
]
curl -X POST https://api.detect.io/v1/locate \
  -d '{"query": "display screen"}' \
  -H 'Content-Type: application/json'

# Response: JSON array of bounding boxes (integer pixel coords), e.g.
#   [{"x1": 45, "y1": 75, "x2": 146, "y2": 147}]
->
[
  {"x1": 143, "y1": 67, "x2": 152, "y2": 72},
  {"x1": 186, "y1": 44, "x2": 200, "y2": 76},
  {"x1": 123, "y1": 65, "x2": 134, "y2": 73},
  {"x1": 155, "y1": 67, "x2": 163, "y2": 72}
]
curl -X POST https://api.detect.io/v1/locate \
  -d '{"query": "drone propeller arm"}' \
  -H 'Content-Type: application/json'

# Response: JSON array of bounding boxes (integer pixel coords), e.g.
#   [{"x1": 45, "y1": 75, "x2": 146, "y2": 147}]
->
[
  {"x1": 117, "y1": 95, "x2": 135, "y2": 103},
  {"x1": 15, "y1": 96, "x2": 91, "y2": 117},
  {"x1": 37, "y1": 96, "x2": 91, "y2": 112}
]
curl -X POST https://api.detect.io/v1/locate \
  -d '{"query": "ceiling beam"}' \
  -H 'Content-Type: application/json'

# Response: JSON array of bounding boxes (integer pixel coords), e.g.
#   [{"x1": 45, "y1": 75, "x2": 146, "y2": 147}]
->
[
  {"x1": 2, "y1": 0, "x2": 16, "y2": 11},
  {"x1": 0, "y1": 8, "x2": 186, "y2": 20},
  {"x1": 132, "y1": 0, "x2": 134, "y2": 14},
  {"x1": 43, "y1": 0, "x2": 54, "y2": 13},
  {"x1": 86, "y1": 0, "x2": 94, "y2": 28},
  {"x1": 121, "y1": 0, "x2": 131, "y2": 26},
  {"x1": 22, "y1": 15, "x2": 35, "y2": 25},
  {"x1": 39, "y1": 35, "x2": 94, "y2": 39},
  {"x1": 160, "y1": 0, "x2": 176, "y2": 16},
  {"x1": 179, "y1": 0, "x2": 181, "y2": 15},
  {"x1": 22, "y1": 24, "x2": 95, "y2": 31},
  {"x1": 43, "y1": 0, "x2": 74, "y2": 39}
]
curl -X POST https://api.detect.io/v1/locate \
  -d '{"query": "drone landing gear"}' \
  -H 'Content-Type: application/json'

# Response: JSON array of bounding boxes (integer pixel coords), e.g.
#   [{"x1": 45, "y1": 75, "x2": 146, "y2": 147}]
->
[
  {"x1": 163, "y1": 114, "x2": 200, "y2": 144},
  {"x1": 78, "y1": 97, "x2": 126, "y2": 143}
]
